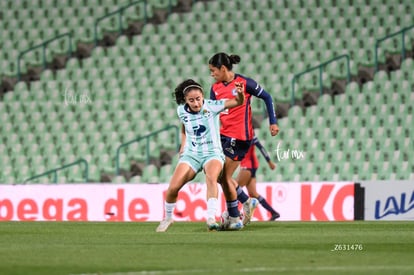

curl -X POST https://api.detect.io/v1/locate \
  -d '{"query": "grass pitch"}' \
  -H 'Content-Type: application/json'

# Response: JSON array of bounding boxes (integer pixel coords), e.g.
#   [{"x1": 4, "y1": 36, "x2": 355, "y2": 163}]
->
[{"x1": 0, "y1": 221, "x2": 413, "y2": 275}]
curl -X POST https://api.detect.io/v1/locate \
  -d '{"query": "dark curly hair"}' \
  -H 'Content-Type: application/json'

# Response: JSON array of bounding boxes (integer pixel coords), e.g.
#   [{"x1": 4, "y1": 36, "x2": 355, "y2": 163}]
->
[
  {"x1": 172, "y1": 79, "x2": 204, "y2": 105},
  {"x1": 208, "y1": 52, "x2": 241, "y2": 71}
]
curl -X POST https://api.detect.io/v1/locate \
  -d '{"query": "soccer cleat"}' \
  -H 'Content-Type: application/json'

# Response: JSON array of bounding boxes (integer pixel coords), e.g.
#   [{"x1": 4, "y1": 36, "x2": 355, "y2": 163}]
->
[
  {"x1": 219, "y1": 211, "x2": 243, "y2": 231},
  {"x1": 156, "y1": 218, "x2": 174, "y2": 232},
  {"x1": 207, "y1": 218, "x2": 220, "y2": 231},
  {"x1": 242, "y1": 198, "x2": 259, "y2": 225},
  {"x1": 219, "y1": 211, "x2": 230, "y2": 231},
  {"x1": 270, "y1": 212, "x2": 281, "y2": 221},
  {"x1": 227, "y1": 216, "x2": 243, "y2": 230}
]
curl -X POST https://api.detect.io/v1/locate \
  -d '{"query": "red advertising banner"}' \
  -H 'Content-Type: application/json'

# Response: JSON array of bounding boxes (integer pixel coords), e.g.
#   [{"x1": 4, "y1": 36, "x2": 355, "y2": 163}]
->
[{"x1": 0, "y1": 182, "x2": 354, "y2": 222}]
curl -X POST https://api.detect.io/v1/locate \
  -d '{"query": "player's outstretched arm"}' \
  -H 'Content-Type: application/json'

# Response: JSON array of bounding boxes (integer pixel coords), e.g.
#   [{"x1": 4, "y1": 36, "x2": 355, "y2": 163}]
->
[{"x1": 255, "y1": 137, "x2": 277, "y2": 170}]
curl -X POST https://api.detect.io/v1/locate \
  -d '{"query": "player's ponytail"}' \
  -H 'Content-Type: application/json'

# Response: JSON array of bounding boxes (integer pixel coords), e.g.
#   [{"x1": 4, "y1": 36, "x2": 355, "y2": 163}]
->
[
  {"x1": 228, "y1": 54, "x2": 241, "y2": 65},
  {"x1": 209, "y1": 52, "x2": 241, "y2": 70},
  {"x1": 173, "y1": 79, "x2": 204, "y2": 105}
]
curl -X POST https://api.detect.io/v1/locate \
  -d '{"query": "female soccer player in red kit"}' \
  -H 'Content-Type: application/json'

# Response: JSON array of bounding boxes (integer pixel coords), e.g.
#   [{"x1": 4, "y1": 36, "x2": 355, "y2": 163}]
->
[
  {"x1": 237, "y1": 136, "x2": 281, "y2": 221},
  {"x1": 208, "y1": 52, "x2": 279, "y2": 227}
]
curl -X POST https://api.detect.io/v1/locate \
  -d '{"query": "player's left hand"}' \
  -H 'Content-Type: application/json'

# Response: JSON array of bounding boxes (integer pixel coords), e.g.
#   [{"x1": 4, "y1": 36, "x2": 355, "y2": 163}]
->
[
  {"x1": 270, "y1": 124, "x2": 279, "y2": 136},
  {"x1": 268, "y1": 161, "x2": 276, "y2": 170}
]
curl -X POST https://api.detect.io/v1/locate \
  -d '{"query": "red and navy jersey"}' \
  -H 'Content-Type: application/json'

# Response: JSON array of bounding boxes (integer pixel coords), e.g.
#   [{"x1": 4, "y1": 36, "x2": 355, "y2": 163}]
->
[{"x1": 210, "y1": 74, "x2": 277, "y2": 141}]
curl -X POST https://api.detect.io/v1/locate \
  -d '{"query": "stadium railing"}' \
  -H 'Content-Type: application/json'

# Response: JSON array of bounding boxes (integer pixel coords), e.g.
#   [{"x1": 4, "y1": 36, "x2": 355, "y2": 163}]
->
[
  {"x1": 290, "y1": 54, "x2": 351, "y2": 105},
  {"x1": 23, "y1": 158, "x2": 89, "y2": 184},
  {"x1": 93, "y1": 0, "x2": 149, "y2": 46},
  {"x1": 17, "y1": 32, "x2": 73, "y2": 81},
  {"x1": 15, "y1": 0, "x2": 184, "y2": 80},
  {"x1": 115, "y1": 125, "x2": 179, "y2": 176},
  {"x1": 374, "y1": 24, "x2": 414, "y2": 72}
]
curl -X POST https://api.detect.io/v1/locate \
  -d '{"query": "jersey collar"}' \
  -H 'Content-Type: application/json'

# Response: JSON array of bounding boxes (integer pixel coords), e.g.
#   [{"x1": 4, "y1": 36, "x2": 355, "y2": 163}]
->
[{"x1": 222, "y1": 73, "x2": 239, "y2": 86}]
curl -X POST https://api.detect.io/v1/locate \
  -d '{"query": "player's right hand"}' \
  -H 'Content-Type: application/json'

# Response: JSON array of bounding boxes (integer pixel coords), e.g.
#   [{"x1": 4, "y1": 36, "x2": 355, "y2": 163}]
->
[{"x1": 268, "y1": 161, "x2": 276, "y2": 170}]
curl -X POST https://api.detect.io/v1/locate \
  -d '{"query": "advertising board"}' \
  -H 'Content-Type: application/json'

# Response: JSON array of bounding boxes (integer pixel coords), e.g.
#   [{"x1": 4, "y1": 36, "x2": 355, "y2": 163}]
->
[{"x1": 0, "y1": 182, "x2": 354, "y2": 221}]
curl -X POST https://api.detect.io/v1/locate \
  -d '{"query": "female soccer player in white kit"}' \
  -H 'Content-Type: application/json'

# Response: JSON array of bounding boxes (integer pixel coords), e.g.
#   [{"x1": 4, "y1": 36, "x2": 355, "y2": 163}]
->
[{"x1": 156, "y1": 79, "x2": 245, "y2": 232}]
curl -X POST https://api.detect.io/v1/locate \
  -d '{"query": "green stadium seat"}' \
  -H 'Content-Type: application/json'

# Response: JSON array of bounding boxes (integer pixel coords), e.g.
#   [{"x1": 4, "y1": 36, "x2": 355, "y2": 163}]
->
[
  {"x1": 141, "y1": 164, "x2": 159, "y2": 183},
  {"x1": 129, "y1": 175, "x2": 142, "y2": 183},
  {"x1": 159, "y1": 164, "x2": 173, "y2": 183},
  {"x1": 112, "y1": 175, "x2": 126, "y2": 184},
  {"x1": 87, "y1": 164, "x2": 100, "y2": 182}
]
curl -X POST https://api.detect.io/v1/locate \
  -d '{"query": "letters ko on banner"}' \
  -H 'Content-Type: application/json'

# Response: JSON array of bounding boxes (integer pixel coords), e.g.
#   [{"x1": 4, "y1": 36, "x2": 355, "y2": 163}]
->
[{"x1": 300, "y1": 182, "x2": 354, "y2": 221}]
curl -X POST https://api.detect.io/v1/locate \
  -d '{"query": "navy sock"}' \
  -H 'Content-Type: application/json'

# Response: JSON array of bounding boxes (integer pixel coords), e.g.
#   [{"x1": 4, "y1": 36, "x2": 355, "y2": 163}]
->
[
  {"x1": 226, "y1": 200, "x2": 240, "y2": 218},
  {"x1": 236, "y1": 186, "x2": 249, "y2": 204},
  {"x1": 258, "y1": 195, "x2": 277, "y2": 215}
]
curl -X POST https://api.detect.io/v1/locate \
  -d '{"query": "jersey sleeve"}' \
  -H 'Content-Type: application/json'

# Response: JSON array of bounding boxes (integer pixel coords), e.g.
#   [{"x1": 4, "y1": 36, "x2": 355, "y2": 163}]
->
[
  {"x1": 205, "y1": 99, "x2": 226, "y2": 114},
  {"x1": 245, "y1": 77, "x2": 278, "y2": 125}
]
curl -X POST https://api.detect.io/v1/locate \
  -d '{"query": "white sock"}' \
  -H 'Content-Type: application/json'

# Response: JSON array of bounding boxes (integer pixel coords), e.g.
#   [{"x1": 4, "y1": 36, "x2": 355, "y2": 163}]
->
[
  {"x1": 165, "y1": 202, "x2": 176, "y2": 220},
  {"x1": 206, "y1": 197, "x2": 218, "y2": 220}
]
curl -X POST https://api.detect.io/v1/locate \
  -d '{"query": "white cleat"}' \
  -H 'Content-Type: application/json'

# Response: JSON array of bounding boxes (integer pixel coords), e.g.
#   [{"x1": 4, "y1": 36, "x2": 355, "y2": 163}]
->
[
  {"x1": 227, "y1": 216, "x2": 244, "y2": 230},
  {"x1": 242, "y1": 198, "x2": 259, "y2": 225},
  {"x1": 219, "y1": 211, "x2": 243, "y2": 231},
  {"x1": 156, "y1": 218, "x2": 174, "y2": 232}
]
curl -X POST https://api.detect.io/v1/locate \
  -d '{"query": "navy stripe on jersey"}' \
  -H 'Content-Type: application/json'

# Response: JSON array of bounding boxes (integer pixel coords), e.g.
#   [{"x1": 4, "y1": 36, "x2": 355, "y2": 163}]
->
[
  {"x1": 241, "y1": 74, "x2": 277, "y2": 125},
  {"x1": 244, "y1": 96, "x2": 251, "y2": 140}
]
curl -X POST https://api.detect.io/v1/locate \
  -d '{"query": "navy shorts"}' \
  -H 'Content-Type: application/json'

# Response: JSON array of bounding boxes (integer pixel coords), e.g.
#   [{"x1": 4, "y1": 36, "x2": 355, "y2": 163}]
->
[{"x1": 220, "y1": 135, "x2": 251, "y2": 161}]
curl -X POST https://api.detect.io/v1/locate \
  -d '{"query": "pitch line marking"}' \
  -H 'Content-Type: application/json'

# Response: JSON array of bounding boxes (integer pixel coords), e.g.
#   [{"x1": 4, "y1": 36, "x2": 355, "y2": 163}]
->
[{"x1": 71, "y1": 264, "x2": 414, "y2": 275}]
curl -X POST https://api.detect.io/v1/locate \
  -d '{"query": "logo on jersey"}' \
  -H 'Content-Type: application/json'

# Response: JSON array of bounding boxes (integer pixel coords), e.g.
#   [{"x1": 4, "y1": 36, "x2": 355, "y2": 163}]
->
[
  {"x1": 192, "y1": 125, "x2": 206, "y2": 136},
  {"x1": 231, "y1": 88, "x2": 238, "y2": 96}
]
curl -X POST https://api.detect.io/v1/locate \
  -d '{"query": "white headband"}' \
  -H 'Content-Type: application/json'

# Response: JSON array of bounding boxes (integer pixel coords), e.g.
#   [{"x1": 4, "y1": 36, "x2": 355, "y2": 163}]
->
[{"x1": 183, "y1": 84, "x2": 203, "y2": 94}]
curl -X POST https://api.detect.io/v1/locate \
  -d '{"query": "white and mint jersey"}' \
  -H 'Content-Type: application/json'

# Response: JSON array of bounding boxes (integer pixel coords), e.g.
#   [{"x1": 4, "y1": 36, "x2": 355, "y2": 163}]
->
[{"x1": 177, "y1": 99, "x2": 226, "y2": 157}]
